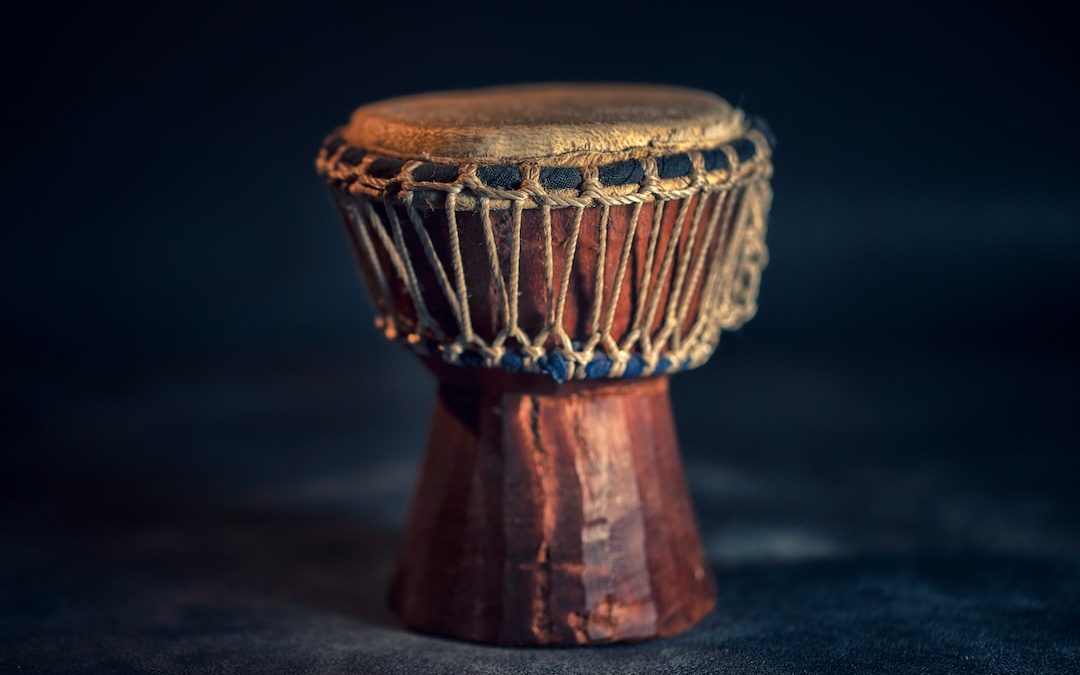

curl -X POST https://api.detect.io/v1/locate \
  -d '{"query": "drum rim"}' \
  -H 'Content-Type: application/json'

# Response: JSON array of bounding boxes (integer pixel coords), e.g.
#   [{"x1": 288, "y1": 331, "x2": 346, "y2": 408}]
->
[{"x1": 316, "y1": 124, "x2": 773, "y2": 212}]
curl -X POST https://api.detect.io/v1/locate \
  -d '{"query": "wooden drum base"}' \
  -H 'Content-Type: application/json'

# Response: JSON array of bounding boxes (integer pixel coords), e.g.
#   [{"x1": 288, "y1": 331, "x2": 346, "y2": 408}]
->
[{"x1": 390, "y1": 365, "x2": 715, "y2": 645}]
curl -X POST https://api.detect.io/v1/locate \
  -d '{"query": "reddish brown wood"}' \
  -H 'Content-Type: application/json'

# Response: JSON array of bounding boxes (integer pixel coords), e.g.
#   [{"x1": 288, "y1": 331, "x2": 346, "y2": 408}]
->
[{"x1": 390, "y1": 365, "x2": 715, "y2": 645}]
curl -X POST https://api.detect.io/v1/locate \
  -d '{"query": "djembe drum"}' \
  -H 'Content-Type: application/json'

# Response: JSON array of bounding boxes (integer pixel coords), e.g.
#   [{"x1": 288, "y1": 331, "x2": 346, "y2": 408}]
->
[{"x1": 316, "y1": 84, "x2": 773, "y2": 645}]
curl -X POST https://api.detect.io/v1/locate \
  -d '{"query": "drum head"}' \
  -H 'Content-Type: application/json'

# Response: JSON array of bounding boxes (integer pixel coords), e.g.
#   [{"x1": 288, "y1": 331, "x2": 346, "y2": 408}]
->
[{"x1": 341, "y1": 83, "x2": 746, "y2": 164}]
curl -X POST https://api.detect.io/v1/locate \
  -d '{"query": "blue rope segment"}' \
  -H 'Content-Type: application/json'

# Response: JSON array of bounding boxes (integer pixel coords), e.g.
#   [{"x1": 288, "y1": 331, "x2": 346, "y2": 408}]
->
[
  {"x1": 438, "y1": 346, "x2": 684, "y2": 382},
  {"x1": 458, "y1": 350, "x2": 484, "y2": 367},
  {"x1": 622, "y1": 355, "x2": 645, "y2": 379},
  {"x1": 537, "y1": 352, "x2": 569, "y2": 384},
  {"x1": 500, "y1": 351, "x2": 524, "y2": 373},
  {"x1": 584, "y1": 352, "x2": 612, "y2": 379}
]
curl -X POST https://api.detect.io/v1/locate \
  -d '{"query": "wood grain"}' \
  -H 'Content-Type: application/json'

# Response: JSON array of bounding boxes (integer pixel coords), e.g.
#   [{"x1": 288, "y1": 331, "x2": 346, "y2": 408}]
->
[{"x1": 390, "y1": 368, "x2": 715, "y2": 645}]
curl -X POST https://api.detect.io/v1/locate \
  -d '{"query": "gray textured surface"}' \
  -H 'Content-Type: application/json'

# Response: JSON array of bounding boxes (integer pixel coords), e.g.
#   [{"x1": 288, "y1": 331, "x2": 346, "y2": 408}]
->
[{"x1": 4, "y1": 346, "x2": 1078, "y2": 674}]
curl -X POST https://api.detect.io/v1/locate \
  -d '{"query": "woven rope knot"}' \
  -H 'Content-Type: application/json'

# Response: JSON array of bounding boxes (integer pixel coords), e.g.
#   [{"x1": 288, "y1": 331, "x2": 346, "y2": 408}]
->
[
  {"x1": 444, "y1": 341, "x2": 466, "y2": 359},
  {"x1": 520, "y1": 180, "x2": 544, "y2": 196},
  {"x1": 568, "y1": 349, "x2": 592, "y2": 366},
  {"x1": 515, "y1": 164, "x2": 543, "y2": 200},
  {"x1": 522, "y1": 344, "x2": 545, "y2": 360},
  {"x1": 638, "y1": 158, "x2": 661, "y2": 193},
  {"x1": 579, "y1": 180, "x2": 604, "y2": 197},
  {"x1": 520, "y1": 163, "x2": 541, "y2": 182},
  {"x1": 689, "y1": 153, "x2": 707, "y2": 188}
]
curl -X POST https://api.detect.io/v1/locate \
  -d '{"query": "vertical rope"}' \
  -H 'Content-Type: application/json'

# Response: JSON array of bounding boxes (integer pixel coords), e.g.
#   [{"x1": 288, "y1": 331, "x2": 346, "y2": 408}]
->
[
  {"x1": 508, "y1": 200, "x2": 530, "y2": 345},
  {"x1": 601, "y1": 201, "x2": 643, "y2": 374},
  {"x1": 716, "y1": 186, "x2": 754, "y2": 326},
  {"x1": 677, "y1": 191, "x2": 726, "y2": 332},
  {"x1": 726, "y1": 179, "x2": 771, "y2": 327},
  {"x1": 345, "y1": 200, "x2": 397, "y2": 337},
  {"x1": 445, "y1": 190, "x2": 475, "y2": 346},
  {"x1": 640, "y1": 196, "x2": 692, "y2": 366},
  {"x1": 622, "y1": 199, "x2": 665, "y2": 354},
  {"x1": 384, "y1": 196, "x2": 440, "y2": 340},
  {"x1": 584, "y1": 204, "x2": 611, "y2": 353},
  {"x1": 532, "y1": 204, "x2": 555, "y2": 351},
  {"x1": 479, "y1": 198, "x2": 511, "y2": 353},
  {"x1": 655, "y1": 189, "x2": 709, "y2": 355},
  {"x1": 406, "y1": 198, "x2": 463, "y2": 332},
  {"x1": 552, "y1": 206, "x2": 585, "y2": 351},
  {"x1": 686, "y1": 186, "x2": 740, "y2": 349},
  {"x1": 363, "y1": 200, "x2": 425, "y2": 338}
]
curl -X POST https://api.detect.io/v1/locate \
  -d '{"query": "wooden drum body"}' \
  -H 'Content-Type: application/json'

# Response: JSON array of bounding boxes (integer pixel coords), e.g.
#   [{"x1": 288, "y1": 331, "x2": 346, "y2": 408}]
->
[{"x1": 316, "y1": 84, "x2": 773, "y2": 645}]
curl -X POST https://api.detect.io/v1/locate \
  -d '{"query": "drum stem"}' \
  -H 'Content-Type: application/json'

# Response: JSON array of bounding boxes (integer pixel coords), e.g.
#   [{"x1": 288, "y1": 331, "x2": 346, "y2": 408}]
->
[{"x1": 389, "y1": 374, "x2": 715, "y2": 645}]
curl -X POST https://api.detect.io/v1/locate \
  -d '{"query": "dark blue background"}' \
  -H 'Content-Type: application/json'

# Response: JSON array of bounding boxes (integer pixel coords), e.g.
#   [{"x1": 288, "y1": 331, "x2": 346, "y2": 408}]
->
[{"x1": 3, "y1": 3, "x2": 1078, "y2": 673}]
